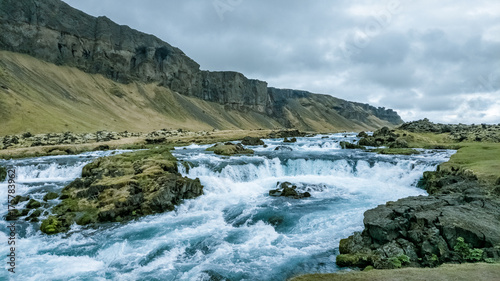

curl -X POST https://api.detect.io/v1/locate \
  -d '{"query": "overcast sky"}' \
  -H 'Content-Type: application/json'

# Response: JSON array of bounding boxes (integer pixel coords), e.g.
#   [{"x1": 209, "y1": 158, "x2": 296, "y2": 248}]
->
[{"x1": 62, "y1": 0, "x2": 500, "y2": 124}]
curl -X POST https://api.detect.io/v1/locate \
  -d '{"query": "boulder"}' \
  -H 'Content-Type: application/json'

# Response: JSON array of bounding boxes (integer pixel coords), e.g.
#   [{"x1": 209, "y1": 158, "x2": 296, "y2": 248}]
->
[
  {"x1": 339, "y1": 141, "x2": 365, "y2": 149},
  {"x1": 241, "y1": 137, "x2": 265, "y2": 146},
  {"x1": 206, "y1": 143, "x2": 254, "y2": 156},
  {"x1": 269, "y1": 182, "x2": 311, "y2": 199},
  {"x1": 337, "y1": 170, "x2": 500, "y2": 269},
  {"x1": 39, "y1": 147, "x2": 203, "y2": 234},
  {"x1": 274, "y1": 146, "x2": 293, "y2": 151}
]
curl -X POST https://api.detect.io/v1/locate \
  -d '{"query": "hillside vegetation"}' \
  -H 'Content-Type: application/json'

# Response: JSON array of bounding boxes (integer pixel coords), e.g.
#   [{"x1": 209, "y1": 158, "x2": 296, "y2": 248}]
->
[{"x1": 0, "y1": 51, "x2": 396, "y2": 135}]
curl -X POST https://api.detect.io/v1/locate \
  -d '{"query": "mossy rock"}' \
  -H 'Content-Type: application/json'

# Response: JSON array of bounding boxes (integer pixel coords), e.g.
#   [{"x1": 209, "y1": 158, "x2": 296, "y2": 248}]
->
[
  {"x1": 28, "y1": 209, "x2": 43, "y2": 218},
  {"x1": 76, "y1": 212, "x2": 98, "y2": 225},
  {"x1": 40, "y1": 216, "x2": 64, "y2": 234},
  {"x1": 43, "y1": 192, "x2": 59, "y2": 201},
  {"x1": 6, "y1": 209, "x2": 21, "y2": 221},
  {"x1": 206, "y1": 143, "x2": 254, "y2": 156},
  {"x1": 339, "y1": 141, "x2": 365, "y2": 149},
  {"x1": 336, "y1": 254, "x2": 374, "y2": 268},
  {"x1": 42, "y1": 146, "x2": 204, "y2": 234},
  {"x1": 26, "y1": 199, "x2": 42, "y2": 209},
  {"x1": 11, "y1": 195, "x2": 29, "y2": 205},
  {"x1": 0, "y1": 166, "x2": 6, "y2": 181}
]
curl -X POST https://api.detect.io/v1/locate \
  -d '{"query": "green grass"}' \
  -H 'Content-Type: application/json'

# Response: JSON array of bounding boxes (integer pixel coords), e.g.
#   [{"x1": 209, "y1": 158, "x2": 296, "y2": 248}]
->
[
  {"x1": 438, "y1": 142, "x2": 500, "y2": 186},
  {"x1": 290, "y1": 263, "x2": 500, "y2": 281},
  {"x1": 373, "y1": 148, "x2": 421, "y2": 155}
]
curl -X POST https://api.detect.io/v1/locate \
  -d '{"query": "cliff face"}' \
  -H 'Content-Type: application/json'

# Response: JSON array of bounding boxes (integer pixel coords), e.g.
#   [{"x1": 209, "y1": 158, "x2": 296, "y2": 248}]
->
[{"x1": 0, "y1": 0, "x2": 403, "y2": 130}]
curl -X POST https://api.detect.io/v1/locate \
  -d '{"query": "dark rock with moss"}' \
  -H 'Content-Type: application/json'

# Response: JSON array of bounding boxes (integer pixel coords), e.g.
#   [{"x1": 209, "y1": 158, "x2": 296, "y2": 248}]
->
[
  {"x1": 399, "y1": 119, "x2": 500, "y2": 142},
  {"x1": 10, "y1": 195, "x2": 29, "y2": 205},
  {"x1": 206, "y1": 143, "x2": 254, "y2": 156},
  {"x1": 26, "y1": 199, "x2": 42, "y2": 209},
  {"x1": 43, "y1": 192, "x2": 60, "y2": 201},
  {"x1": 337, "y1": 169, "x2": 500, "y2": 269},
  {"x1": 269, "y1": 182, "x2": 311, "y2": 199},
  {"x1": 268, "y1": 130, "x2": 307, "y2": 139},
  {"x1": 40, "y1": 216, "x2": 64, "y2": 235},
  {"x1": 274, "y1": 146, "x2": 293, "y2": 151},
  {"x1": 357, "y1": 131, "x2": 369, "y2": 138},
  {"x1": 283, "y1": 137, "x2": 297, "y2": 143},
  {"x1": 358, "y1": 126, "x2": 399, "y2": 147},
  {"x1": 339, "y1": 141, "x2": 365, "y2": 149},
  {"x1": 241, "y1": 137, "x2": 265, "y2": 146},
  {"x1": 39, "y1": 147, "x2": 203, "y2": 234},
  {"x1": 6, "y1": 209, "x2": 21, "y2": 221},
  {"x1": 0, "y1": 166, "x2": 6, "y2": 181}
]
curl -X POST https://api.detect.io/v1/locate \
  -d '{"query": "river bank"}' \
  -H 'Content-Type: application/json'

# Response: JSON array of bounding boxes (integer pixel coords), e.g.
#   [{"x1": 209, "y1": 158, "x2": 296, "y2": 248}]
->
[
  {"x1": 290, "y1": 262, "x2": 500, "y2": 281},
  {"x1": 0, "y1": 129, "x2": 310, "y2": 159},
  {"x1": 297, "y1": 120, "x2": 500, "y2": 280},
  {"x1": 1, "y1": 131, "x2": 451, "y2": 280}
]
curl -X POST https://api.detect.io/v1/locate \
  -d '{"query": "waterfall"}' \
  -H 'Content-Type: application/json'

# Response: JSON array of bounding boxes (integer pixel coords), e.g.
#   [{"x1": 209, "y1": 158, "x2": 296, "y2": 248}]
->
[{"x1": 0, "y1": 138, "x2": 454, "y2": 281}]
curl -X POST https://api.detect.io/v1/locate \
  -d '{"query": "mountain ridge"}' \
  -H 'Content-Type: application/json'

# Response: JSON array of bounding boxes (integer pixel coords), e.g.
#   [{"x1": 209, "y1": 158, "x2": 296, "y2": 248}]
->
[{"x1": 0, "y1": 0, "x2": 403, "y2": 134}]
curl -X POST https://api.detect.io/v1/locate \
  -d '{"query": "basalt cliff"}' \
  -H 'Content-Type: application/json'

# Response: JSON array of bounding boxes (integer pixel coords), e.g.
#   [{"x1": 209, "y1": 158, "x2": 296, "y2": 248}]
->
[{"x1": 0, "y1": 0, "x2": 403, "y2": 135}]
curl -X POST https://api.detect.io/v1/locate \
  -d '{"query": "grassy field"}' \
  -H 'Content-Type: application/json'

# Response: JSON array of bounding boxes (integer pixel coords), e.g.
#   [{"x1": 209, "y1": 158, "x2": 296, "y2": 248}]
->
[
  {"x1": 393, "y1": 130, "x2": 500, "y2": 186},
  {"x1": 290, "y1": 263, "x2": 500, "y2": 281},
  {"x1": 439, "y1": 143, "x2": 500, "y2": 186}
]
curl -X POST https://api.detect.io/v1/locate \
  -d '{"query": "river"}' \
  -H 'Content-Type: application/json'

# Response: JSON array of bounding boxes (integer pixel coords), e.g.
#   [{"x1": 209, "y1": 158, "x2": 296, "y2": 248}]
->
[{"x1": 0, "y1": 133, "x2": 454, "y2": 280}]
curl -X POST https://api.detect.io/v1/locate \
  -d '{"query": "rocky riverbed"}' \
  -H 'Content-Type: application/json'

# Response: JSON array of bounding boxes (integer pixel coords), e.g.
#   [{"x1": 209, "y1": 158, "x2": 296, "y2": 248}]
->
[{"x1": 336, "y1": 121, "x2": 500, "y2": 269}]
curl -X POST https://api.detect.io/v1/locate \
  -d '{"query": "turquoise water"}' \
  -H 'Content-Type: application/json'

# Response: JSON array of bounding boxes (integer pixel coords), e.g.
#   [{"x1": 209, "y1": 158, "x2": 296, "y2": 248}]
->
[{"x1": 0, "y1": 134, "x2": 454, "y2": 280}]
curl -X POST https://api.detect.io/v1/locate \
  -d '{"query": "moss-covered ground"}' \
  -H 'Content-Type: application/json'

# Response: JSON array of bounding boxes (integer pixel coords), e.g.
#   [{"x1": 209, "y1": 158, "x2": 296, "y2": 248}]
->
[{"x1": 290, "y1": 262, "x2": 500, "y2": 281}]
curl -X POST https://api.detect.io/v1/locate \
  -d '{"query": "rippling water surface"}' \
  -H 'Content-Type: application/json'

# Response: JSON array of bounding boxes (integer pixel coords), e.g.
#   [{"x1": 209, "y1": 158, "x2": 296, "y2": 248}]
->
[{"x1": 0, "y1": 134, "x2": 454, "y2": 280}]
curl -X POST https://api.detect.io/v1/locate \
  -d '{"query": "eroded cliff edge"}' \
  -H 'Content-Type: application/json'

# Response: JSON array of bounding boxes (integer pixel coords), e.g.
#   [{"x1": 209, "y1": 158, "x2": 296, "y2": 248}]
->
[{"x1": 0, "y1": 0, "x2": 403, "y2": 131}]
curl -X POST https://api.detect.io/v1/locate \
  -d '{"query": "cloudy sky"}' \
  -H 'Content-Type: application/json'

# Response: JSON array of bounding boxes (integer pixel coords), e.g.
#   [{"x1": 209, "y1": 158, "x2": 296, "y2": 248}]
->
[{"x1": 62, "y1": 0, "x2": 500, "y2": 124}]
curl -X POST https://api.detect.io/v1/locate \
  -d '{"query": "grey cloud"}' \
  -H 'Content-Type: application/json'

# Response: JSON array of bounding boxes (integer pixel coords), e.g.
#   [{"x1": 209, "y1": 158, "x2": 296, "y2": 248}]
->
[{"x1": 62, "y1": 0, "x2": 500, "y2": 124}]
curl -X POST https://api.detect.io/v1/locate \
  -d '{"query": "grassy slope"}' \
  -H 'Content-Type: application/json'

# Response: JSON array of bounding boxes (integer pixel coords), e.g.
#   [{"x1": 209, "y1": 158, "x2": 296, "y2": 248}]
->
[
  {"x1": 0, "y1": 50, "x2": 396, "y2": 135},
  {"x1": 0, "y1": 50, "x2": 282, "y2": 135},
  {"x1": 290, "y1": 263, "x2": 500, "y2": 281}
]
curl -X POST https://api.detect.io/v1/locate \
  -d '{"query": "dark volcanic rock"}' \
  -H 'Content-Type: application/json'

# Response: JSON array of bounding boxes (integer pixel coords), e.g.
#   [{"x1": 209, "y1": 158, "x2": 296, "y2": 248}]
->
[
  {"x1": 206, "y1": 143, "x2": 254, "y2": 156},
  {"x1": 398, "y1": 119, "x2": 500, "y2": 143},
  {"x1": 337, "y1": 170, "x2": 500, "y2": 269},
  {"x1": 269, "y1": 182, "x2": 311, "y2": 199},
  {"x1": 358, "y1": 126, "x2": 407, "y2": 148},
  {"x1": 274, "y1": 146, "x2": 293, "y2": 151},
  {"x1": 339, "y1": 141, "x2": 365, "y2": 149},
  {"x1": 241, "y1": 137, "x2": 265, "y2": 146}
]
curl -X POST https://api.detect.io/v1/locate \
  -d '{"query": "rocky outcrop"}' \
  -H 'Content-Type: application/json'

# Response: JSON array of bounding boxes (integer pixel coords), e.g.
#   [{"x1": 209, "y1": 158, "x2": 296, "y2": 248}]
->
[
  {"x1": 39, "y1": 147, "x2": 203, "y2": 234},
  {"x1": 358, "y1": 127, "x2": 408, "y2": 148},
  {"x1": 240, "y1": 137, "x2": 265, "y2": 146},
  {"x1": 206, "y1": 142, "x2": 254, "y2": 156},
  {"x1": 399, "y1": 119, "x2": 500, "y2": 142},
  {"x1": 269, "y1": 182, "x2": 311, "y2": 199},
  {"x1": 337, "y1": 168, "x2": 500, "y2": 269},
  {"x1": 0, "y1": 129, "x2": 212, "y2": 150},
  {"x1": 0, "y1": 0, "x2": 403, "y2": 130},
  {"x1": 0, "y1": 165, "x2": 6, "y2": 181}
]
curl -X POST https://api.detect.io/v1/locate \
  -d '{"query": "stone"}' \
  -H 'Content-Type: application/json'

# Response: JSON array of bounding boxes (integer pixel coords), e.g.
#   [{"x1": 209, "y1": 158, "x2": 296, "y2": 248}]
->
[
  {"x1": 43, "y1": 192, "x2": 59, "y2": 201},
  {"x1": 339, "y1": 141, "x2": 365, "y2": 149},
  {"x1": 206, "y1": 143, "x2": 254, "y2": 156},
  {"x1": 240, "y1": 137, "x2": 265, "y2": 146},
  {"x1": 39, "y1": 147, "x2": 204, "y2": 234},
  {"x1": 269, "y1": 182, "x2": 311, "y2": 199},
  {"x1": 274, "y1": 146, "x2": 293, "y2": 151},
  {"x1": 26, "y1": 199, "x2": 42, "y2": 209}
]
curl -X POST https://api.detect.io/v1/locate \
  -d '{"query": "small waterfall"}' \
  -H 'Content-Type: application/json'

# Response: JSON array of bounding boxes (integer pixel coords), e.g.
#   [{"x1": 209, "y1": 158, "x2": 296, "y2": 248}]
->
[{"x1": 0, "y1": 138, "x2": 455, "y2": 281}]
